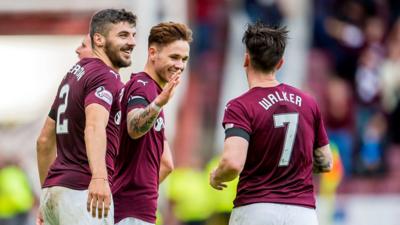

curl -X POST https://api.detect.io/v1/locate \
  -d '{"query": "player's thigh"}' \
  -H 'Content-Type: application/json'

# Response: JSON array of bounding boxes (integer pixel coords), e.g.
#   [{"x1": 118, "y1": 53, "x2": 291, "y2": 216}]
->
[
  {"x1": 116, "y1": 217, "x2": 154, "y2": 225},
  {"x1": 229, "y1": 203, "x2": 285, "y2": 225},
  {"x1": 285, "y1": 205, "x2": 318, "y2": 225},
  {"x1": 54, "y1": 187, "x2": 114, "y2": 225},
  {"x1": 40, "y1": 187, "x2": 59, "y2": 225}
]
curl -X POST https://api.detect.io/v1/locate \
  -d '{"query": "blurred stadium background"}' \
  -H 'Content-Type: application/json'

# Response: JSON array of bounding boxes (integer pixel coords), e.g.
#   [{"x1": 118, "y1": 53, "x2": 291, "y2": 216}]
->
[{"x1": 0, "y1": 0, "x2": 400, "y2": 224}]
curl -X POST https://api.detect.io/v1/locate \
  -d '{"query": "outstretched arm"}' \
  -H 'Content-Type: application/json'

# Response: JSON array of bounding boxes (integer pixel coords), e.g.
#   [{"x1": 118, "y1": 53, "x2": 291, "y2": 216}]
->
[
  {"x1": 313, "y1": 144, "x2": 333, "y2": 173},
  {"x1": 36, "y1": 117, "x2": 57, "y2": 186},
  {"x1": 210, "y1": 136, "x2": 248, "y2": 190},
  {"x1": 127, "y1": 74, "x2": 180, "y2": 139}
]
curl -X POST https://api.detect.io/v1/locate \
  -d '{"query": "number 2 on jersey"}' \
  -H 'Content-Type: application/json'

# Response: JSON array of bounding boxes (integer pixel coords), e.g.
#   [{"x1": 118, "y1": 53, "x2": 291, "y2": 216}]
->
[
  {"x1": 56, "y1": 84, "x2": 70, "y2": 134},
  {"x1": 273, "y1": 113, "x2": 299, "y2": 166}
]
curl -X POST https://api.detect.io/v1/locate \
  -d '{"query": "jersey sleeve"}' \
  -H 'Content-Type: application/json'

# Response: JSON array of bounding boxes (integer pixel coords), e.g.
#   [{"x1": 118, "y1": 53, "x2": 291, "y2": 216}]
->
[
  {"x1": 314, "y1": 103, "x2": 329, "y2": 149},
  {"x1": 84, "y1": 71, "x2": 120, "y2": 112},
  {"x1": 222, "y1": 100, "x2": 252, "y2": 141},
  {"x1": 125, "y1": 79, "x2": 152, "y2": 114},
  {"x1": 48, "y1": 93, "x2": 58, "y2": 121}
]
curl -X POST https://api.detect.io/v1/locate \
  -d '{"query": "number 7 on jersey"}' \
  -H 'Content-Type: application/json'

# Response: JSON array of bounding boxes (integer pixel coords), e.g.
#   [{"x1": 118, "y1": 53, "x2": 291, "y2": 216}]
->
[{"x1": 273, "y1": 113, "x2": 299, "y2": 166}]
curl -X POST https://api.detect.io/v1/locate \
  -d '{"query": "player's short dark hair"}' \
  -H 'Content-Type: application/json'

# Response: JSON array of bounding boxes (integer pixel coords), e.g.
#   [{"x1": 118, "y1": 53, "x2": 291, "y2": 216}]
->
[
  {"x1": 242, "y1": 22, "x2": 288, "y2": 73},
  {"x1": 148, "y1": 22, "x2": 193, "y2": 47},
  {"x1": 89, "y1": 9, "x2": 137, "y2": 46}
]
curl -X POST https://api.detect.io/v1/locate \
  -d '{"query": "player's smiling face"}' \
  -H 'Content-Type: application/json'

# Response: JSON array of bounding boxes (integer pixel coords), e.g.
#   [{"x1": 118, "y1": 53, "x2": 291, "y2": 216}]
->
[
  {"x1": 104, "y1": 22, "x2": 136, "y2": 69},
  {"x1": 153, "y1": 40, "x2": 190, "y2": 84}
]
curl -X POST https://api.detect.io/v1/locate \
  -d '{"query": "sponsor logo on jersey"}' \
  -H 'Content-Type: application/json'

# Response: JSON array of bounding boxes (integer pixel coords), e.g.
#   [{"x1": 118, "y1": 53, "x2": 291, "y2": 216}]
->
[
  {"x1": 154, "y1": 117, "x2": 164, "y2": 132},
  {"x1": 95, "y1": 86, "x2": 113, "y2": 105}
]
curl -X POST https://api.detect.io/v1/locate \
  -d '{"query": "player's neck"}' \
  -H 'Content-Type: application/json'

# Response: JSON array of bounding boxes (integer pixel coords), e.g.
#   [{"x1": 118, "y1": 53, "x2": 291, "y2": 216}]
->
[
  {"x1": 248, "y1": 71, "x2": 280, "y2": 89},
  {"x1": 93, "y1": 50, "x2": 120, "y2": 73},
  {"x1": 144, "y1": 63, "x2": 166, "y2": 88}
]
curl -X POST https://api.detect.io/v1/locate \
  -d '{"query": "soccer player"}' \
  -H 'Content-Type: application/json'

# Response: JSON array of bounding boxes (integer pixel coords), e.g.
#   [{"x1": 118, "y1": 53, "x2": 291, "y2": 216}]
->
[
  {"x1": 76, "y1": 34, "x2": 93, "y2": 59},
  {"x1": 209, "y1": 22, "x2": 333, "y2": 225},
  {"x1": 112, "y1": 22, "x2": 192, "y2": 225},
  {"x1": 36, "y1": 9, "x2": 137, "y2": 225}
]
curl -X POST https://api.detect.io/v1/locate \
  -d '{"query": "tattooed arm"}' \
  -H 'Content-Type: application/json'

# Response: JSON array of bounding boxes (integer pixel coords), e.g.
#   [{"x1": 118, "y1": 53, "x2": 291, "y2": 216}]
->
[
  {"x1": 127, "y1": 102, "x2": 162, "y2": 139},
  {"x1": 127, "y1": 74, "x2": 180, "y2": 139},
  {"x1": 313, "y1": 144, "x2": 333, "y2": 173}
]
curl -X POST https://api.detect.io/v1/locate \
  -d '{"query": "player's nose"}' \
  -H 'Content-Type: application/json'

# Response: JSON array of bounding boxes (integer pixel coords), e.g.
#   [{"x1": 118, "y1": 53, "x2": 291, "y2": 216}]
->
[
  {"x1": 127, "y1": 36, "x2": 136, "y2": 48},
  {"x1": 175, "y1": 60, "x2": 184, "y2": 71},
  {"x1": 75, "y1": 48, "x2": 81, "y2": 58}
]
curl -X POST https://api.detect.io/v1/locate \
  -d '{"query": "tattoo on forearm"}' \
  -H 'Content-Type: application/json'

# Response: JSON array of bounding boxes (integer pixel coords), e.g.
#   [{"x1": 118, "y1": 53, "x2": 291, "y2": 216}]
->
[
  {"x1": 129, "y1": 106, "x2": 159, "y2": 135},
  {"x1": 313, "y1": 149, "x2": 332, "y2": 173}
]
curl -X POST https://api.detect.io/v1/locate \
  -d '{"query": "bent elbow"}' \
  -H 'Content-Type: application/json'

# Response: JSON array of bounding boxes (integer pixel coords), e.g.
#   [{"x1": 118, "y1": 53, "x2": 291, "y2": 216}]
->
[
  {"x1": 166, "y1": 161, "x2": 174, "y2": 174},
  {"x1": 223, "y1": 159, "x2": 243, "y2": 175},
  {"x1": 36, "y1": 136, "x2": 49, "y2": 153},
  {"x1": 127, "y1": 130, "x2": 142, "y2": 140}
]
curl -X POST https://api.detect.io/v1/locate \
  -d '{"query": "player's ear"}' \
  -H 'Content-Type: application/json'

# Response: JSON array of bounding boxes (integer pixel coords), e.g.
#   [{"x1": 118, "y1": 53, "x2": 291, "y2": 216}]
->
[
  {"x1": 93, "y1": 33, "x2": 105, "y2": 48},
  {"x1": 275, "y1": 58, "x2": 284, "y2": 70},
  {"x1": 148, "y1": 45, "x2": 157, "y2": 61},
  {"x1": 243, "y1": 52, "x2": 250, "y2": 68}
]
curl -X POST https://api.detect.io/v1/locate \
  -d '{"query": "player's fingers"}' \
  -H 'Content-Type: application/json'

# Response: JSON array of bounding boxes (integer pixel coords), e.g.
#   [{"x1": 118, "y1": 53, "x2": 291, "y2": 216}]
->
[
  {"x1": 215, "y1": 186, "x2": 223, "y2": 190},
  {"x1": 170, "y1": 72, "x2": 179, "y2": 80},
  {"x1": 210, "y1": 182, "x2": 220, "y2": 190},
  {"x1": 104, "y1": 195, "x2": 111, "y2": 218},
  {"x1": 87, "y1": 194, "x2": 93, "y2": 212},
  {"x1": 164, "y1": 81, "x2": 178, "y2": 95},
  {"x1": 97, "y1": 198, "x2": 104, "y2": 219},
  {"x1": 91, "y1": 196, "x2": 98, "y2": 218}
]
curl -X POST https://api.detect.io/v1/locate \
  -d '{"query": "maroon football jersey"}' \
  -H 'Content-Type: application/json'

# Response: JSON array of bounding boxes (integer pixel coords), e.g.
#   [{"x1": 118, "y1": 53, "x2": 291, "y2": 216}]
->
[
  {"x1": 112, "y1": 72, "x2": 165, "y2": 224},
  {"x1": 43, "y1": 58, "x2": 123, "y2": 190},
  {"x1": 223, "y1": 84, "x2": 329, "y2": 209}
]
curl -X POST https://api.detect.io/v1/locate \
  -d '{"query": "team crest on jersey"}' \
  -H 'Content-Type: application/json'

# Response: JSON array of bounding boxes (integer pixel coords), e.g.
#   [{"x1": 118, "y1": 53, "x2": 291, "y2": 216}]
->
[
  {"x1": 154, "y1": 117, "x2": 164, "y2": 132},
  {"x1": 114, "y1": 111, "x2": 121, "y2": 125},
  {"x1": 95, "y1": 86, "x2": 113, "y2": 105}
]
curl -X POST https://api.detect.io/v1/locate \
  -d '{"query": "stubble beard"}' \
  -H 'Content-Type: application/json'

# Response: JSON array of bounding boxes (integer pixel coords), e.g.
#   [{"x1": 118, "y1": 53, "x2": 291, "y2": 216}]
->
[{"x1": 105, "y1": 41, "x2": 131, "y2": 69}]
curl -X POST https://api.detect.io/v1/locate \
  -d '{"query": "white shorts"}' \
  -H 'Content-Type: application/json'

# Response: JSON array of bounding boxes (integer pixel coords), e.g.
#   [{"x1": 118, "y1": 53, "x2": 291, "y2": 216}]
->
[
  {"x1": 229, "y1": 203, "x2": 318, "y2": 225},
  {"x1": 40, "y1": 186, "x2": 114, "y2": 225},
  {"x1": 116, "y1": 217, "x2": 154, "y2": 225}
]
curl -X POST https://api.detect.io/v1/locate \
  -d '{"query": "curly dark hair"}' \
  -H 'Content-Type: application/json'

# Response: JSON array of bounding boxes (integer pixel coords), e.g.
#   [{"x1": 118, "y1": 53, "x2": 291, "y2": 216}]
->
[
  {"x1": 89, "y1": 9, "x2": 137, "y2": 45},
  {"x1": 242, "y1": 22, "x2": 288, "y2": 73}
]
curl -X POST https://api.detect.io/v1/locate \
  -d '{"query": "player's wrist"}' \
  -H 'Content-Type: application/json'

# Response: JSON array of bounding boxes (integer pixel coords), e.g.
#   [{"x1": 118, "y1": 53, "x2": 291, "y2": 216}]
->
[
  {"x1": 150, "y1": 101, "x2": 162, "y2": 112},
  {"x1": 91, "y1": 177, "x2": 108, "y2": 181}
]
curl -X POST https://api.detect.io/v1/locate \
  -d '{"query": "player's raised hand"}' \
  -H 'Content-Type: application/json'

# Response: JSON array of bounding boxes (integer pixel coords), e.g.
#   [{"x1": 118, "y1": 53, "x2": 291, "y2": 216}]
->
[
  {"x1": 154, "y1": 73, "x2": 181, "y2": 107},
  {"x1": 210, "y1": 169, "x2": 228, "y2": 190},
  {"x1": 87, "y1": 178, "x2": 111, "y2": 219}
]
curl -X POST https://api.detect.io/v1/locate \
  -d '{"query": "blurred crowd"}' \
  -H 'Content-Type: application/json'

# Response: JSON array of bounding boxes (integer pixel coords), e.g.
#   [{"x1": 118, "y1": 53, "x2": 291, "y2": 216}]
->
[{"x1": 308, "y1": 0, "x2": 400, "y2": 177}]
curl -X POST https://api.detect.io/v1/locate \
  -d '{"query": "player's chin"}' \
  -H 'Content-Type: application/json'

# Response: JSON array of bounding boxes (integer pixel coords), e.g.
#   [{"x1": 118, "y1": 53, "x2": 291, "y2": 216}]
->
[{"x1": 119, "y1": 57, "x2": 132, "y2": 68}]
